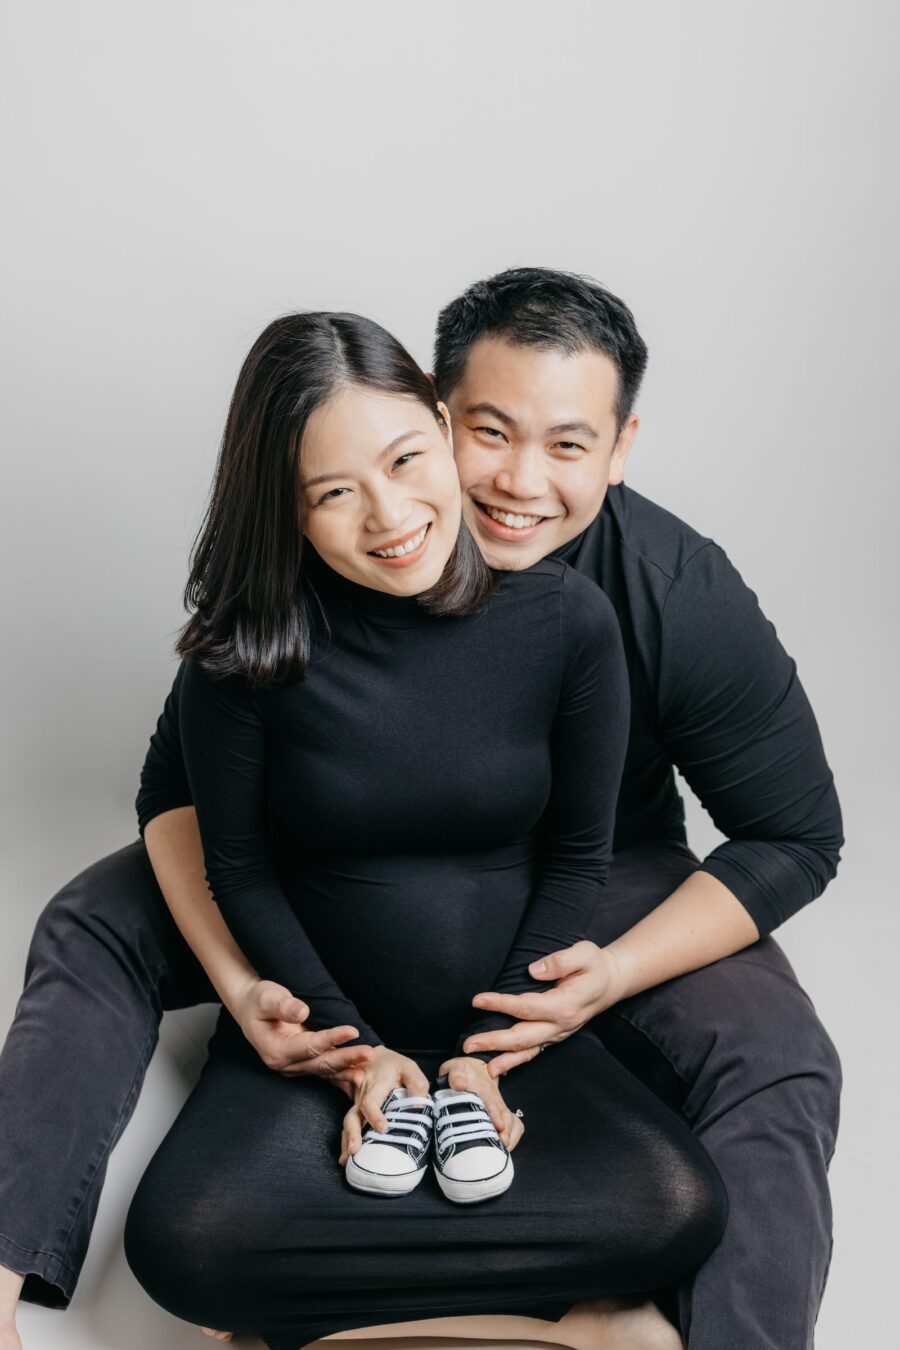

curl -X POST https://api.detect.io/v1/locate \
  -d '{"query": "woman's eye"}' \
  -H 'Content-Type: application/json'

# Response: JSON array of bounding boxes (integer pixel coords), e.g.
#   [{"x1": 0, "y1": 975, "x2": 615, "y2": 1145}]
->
[
  {"x1": 394, "y1": 450, "x2": 424, "y2": 468},
  {"x1": 314, "y1": 486, "x2": 349, "y2": 505}
]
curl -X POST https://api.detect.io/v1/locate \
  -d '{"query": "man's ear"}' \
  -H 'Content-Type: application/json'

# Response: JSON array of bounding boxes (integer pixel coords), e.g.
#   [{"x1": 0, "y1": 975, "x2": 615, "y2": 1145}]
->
[
  {"x1": 436, "y1": 399, "x2": 454, "y2": 450},
  {"x1": 608, "y1": 413, "x2": 639, "y2": 486}
]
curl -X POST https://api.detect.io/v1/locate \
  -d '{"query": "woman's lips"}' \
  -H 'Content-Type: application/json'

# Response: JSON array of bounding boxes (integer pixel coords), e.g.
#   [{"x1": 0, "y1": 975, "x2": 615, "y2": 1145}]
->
[{"x1": 367, "y1": 521, "x2": 433, "y2": 567}]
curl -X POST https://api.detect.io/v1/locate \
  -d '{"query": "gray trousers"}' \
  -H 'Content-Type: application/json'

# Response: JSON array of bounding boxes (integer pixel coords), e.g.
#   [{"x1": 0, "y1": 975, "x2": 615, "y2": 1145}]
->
[{"x1": 0, "y1": 837, "x2": 841, "y2": 1349}]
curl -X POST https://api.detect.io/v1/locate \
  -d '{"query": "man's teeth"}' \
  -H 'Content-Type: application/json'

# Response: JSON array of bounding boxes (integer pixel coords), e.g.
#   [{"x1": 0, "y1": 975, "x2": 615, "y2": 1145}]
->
[
  {"x1": 371, "y1": 523, "x2": 429, "y2": 558},
  {"x1": 484, "y1": 504, "x2": 543, "y2": 529}
]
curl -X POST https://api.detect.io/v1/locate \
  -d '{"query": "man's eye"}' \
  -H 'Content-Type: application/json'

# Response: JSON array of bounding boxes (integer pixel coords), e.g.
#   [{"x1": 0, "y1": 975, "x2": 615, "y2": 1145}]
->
[
  {"x1": 554, "y1": 441, "x2": 585, "y2": 453},
  {"x1": 476, "y1": 426, "x2": 505, "y2": 440}
]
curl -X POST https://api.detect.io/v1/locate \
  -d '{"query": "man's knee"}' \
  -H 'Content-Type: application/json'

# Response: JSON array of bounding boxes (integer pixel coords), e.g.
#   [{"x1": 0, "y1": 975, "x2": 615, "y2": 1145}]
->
[
  {"x1": 616, "y1": 941, "x2": 842, "y2": 1147},
  {"x1": 28, "y1": 841, "x2": 165, "y2": 974}
]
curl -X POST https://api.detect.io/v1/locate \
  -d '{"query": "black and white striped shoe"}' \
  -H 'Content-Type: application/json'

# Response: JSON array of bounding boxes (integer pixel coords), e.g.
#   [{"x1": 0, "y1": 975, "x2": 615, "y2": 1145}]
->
[
  {"x1": 432, "y1": 1088, "x2": 514, "y2": 1203},
  {"x1": 345, "y1": 1088, "x2": 434, "y2": 1196}
]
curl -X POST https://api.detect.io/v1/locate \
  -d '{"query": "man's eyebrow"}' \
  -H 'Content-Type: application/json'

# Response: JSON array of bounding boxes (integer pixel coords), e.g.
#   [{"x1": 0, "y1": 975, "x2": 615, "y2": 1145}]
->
[
  {"x1": 464, "y1": 402, "x2": 518, "y2": 429},
  {"x1": 300, "y1": 429, "x2": 421, "y2": 489},
  {"x1": 547, "y1": 420, "x2": 599, "y2": 439}
]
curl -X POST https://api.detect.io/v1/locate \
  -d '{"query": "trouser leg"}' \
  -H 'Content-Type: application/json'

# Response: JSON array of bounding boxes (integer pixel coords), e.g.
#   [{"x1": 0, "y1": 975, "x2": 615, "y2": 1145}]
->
[
  {"x1": 587, "y1": 842, "x2": 842, "y2": 1350},
  {"x1": 0, "y1": 837, "x2": 217, "y2": 1308}
]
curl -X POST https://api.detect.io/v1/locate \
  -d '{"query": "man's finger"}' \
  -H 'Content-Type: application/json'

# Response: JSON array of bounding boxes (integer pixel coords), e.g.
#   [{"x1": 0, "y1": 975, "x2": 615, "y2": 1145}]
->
[
  {"x1": 463, "y1": 1020, "x2": 557, "y2": 1055},
  {"x1": 257, "y1": 985, "x2": 309, "y2": 1022},
  {"x1": 527, "y1": 942, "x2": 593, "y2": 980},
  {"x1": 470, "y1": 990, "x2": 548, "y2": 1019}
]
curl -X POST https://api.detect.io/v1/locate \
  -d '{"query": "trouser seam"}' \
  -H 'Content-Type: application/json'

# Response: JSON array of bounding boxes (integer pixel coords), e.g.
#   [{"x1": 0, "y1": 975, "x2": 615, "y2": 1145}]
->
[
  {"x1": 0, "y1": 1230, "x2": 79, "y2": 1276},
  {"x1": 52, "y1": 1015, "x2": 160, "y2": 1277}
]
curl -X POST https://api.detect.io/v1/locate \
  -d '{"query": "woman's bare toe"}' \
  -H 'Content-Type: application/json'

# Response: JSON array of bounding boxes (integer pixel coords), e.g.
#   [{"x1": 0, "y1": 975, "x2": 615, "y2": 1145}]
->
[{"x1": 201, "y1": 1329, "x2": 234, "y2": 1341}]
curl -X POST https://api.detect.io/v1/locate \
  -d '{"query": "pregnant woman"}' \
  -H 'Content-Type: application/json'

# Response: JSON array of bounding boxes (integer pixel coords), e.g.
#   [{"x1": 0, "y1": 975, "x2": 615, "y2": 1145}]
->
[{"x1": 122, "y1": 311, "x2": 727, "y2": 1350}]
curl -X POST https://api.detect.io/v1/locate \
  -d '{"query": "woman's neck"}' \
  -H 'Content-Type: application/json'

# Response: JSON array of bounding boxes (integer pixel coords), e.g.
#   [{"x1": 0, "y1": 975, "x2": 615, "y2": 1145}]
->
[{"x1": 302, "y1": 544, "x2": 436, "y2": 627}]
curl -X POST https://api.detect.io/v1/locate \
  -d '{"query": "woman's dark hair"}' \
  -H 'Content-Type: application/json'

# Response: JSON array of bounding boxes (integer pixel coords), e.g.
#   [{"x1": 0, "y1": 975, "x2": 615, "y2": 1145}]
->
[
  {"x1": 176, "y1": 312, "x2": 498, "y2": 687},
  {"x1": 433, "y1": 266, "x2": 648, "y2": 434}
]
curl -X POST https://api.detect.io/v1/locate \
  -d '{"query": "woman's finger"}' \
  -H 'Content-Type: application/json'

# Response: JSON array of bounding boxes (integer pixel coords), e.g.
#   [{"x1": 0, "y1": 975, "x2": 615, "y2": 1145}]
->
[
  {"x1": 339, "y1": 1105, "x2": 364, "y2": 1165},
  {"x1": 358, "y1": 1078, "x2": 391, "y2": 1132},
  {"x1": 401, "y1": 1062, "x2": 431, "y2": 1096}
]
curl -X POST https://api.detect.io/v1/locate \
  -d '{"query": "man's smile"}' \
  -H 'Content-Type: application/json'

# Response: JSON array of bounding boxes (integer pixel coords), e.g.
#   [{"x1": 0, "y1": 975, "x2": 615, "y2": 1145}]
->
[{"x1": 473, "y1": 497, "x2": 561, "y2": 543}]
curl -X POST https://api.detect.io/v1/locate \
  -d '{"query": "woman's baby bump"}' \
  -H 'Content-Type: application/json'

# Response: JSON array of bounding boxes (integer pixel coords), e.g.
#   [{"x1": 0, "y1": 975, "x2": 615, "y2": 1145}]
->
[{"x1": 278, "y1": 841, "x2": 538, "y2": 1052}]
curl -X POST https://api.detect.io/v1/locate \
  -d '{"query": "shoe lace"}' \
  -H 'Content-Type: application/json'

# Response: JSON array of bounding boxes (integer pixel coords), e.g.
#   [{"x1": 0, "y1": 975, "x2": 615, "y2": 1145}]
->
[
  {"x1": 362, "y1": 1093, "x2": 434, "y2": 1149},
  {"x1": 434, "y1": 1091, "x2": 500, "y2": 1151}
]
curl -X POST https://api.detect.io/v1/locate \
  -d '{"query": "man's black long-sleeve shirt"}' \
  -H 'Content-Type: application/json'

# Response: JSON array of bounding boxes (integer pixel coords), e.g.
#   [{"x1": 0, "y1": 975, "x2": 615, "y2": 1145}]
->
[{"x1": 136, "y1": 483, "x2": 844, "y2": 937}]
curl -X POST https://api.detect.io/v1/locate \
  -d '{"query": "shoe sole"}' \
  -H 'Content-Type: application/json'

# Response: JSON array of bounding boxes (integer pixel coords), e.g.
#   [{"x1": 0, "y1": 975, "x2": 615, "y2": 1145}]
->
[
  {"x1": 433, "y1": 1154, "x2": 514, "y2": 1204},
  {"x1": 345, "y1": 1154, "x2": 427, "y2": 1196}
]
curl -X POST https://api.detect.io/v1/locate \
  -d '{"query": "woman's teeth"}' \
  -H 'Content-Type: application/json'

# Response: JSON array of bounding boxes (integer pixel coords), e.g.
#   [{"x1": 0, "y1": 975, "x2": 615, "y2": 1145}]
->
[
  {"x1": 483, "y1": 503, "x2": 543, "y2": 529},
  {"x1": 370, "y1": 523, "x2": 429, "y2": 558}
]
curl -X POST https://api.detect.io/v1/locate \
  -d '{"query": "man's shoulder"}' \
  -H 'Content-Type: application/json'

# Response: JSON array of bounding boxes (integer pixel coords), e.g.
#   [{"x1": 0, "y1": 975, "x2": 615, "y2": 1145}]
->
[{"x1": 601, "y1": 482, "x2": 719, "y2": 584}]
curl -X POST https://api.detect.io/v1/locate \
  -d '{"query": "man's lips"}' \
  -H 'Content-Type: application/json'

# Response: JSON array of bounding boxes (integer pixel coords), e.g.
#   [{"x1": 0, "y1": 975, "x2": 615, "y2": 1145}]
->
[{"x1": 473, "y1": 499, "x2": 558, "y2": 542}]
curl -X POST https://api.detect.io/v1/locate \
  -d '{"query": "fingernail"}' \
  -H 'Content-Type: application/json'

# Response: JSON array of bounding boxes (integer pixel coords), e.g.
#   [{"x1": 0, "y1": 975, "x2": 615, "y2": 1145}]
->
[
  {"x1": 531, "y1": 960, "x2": 546, "y2": 974},
  {"x1": 472, "y1": 997, "x2": 486, "y2": 1007}
]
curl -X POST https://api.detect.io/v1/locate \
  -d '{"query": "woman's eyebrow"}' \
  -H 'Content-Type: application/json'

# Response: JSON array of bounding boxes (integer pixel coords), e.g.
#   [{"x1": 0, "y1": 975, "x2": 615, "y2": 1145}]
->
[{"x1": 301, "y1": 430, "x2": 421, "y2": 489}]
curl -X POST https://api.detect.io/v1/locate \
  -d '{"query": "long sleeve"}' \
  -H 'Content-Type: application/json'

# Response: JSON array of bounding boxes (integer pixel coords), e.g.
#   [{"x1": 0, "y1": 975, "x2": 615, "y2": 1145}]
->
[
  {"x1": 658, "y1": 542, "x2": 844, "y2": 936},
  {"x1": 135, "y1": 664, "x2": 195, "y2": 837},
  {"x1": 454, "y1": 568, "x2": 631, "y2": 1063},
  {"x1": 177, "y1": 655, "x2": 383, "y2": 1047}
]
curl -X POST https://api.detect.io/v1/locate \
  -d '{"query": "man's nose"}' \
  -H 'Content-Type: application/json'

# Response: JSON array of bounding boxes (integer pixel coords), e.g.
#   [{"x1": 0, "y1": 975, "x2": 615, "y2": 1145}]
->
[{"x1": 493, "y1": 448, "x2": 549, "y2": 502}]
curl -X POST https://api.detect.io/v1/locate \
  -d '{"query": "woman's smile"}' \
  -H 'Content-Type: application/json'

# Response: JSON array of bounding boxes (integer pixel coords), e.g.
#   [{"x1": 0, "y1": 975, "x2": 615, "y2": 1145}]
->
[{"x1": 366, "y1": 521, "x2": 432, "y2": 567}]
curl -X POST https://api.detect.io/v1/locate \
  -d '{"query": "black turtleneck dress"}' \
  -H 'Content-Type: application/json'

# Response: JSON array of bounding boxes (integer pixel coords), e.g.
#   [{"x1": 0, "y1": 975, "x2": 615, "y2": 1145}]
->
[{"x1": 123, "y1": 545, "x2": 726, "y2": 1350}]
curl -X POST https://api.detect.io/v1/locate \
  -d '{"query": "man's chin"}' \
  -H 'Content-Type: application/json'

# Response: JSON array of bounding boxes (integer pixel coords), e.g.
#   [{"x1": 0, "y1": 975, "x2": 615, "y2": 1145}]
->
[{"x1": 465, "y1": 501, "x2": 564, "y2": 570}]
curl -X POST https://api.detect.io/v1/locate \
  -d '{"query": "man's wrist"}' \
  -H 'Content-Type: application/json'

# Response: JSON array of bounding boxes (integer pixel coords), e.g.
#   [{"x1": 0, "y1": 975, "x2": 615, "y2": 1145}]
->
[{"x1": 597, "y1": 942, "x2": 634, "y2": 1010}]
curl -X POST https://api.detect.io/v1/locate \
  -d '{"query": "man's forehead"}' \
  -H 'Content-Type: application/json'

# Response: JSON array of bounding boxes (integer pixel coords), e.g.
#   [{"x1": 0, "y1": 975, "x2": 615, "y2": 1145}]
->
[{"x1": 449, "y1": 337, "x2": 618, "y2": 425}]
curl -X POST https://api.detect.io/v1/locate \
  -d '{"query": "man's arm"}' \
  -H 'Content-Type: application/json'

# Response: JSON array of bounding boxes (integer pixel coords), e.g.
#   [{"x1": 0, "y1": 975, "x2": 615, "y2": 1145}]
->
[
  {"x1": 657, "y1": 541, "x2": 844, "y2": 936},
  {"x1": 463, "y1": 541, "x2": 844, "y2": 1062}
]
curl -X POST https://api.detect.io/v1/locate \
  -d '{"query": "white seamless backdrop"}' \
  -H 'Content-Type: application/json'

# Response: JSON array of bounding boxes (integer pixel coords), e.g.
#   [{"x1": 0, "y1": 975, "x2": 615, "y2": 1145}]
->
[{"x1": 1, "y1": 2, "x2": 896, "y2": 1347}]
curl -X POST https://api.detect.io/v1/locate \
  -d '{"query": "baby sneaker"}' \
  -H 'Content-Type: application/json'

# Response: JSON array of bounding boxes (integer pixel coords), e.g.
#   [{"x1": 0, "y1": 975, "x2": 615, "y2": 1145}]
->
[
  {"x1": 432, "y1": 1087, "x2": 514, "y2": 1203},
  {"x1": 345, "y1": 1087, "x2": 434, "y2": 1196}
]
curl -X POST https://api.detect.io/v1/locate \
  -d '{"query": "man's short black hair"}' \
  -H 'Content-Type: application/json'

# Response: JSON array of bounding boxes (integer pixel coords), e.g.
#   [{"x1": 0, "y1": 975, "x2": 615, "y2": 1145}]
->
[{"x1": 433, "y1": 266, "x2": 648, "y2": 434}]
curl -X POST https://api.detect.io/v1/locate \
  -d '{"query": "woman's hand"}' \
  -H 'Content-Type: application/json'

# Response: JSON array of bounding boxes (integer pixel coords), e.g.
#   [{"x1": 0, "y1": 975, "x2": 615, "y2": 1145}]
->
[
  {"x1": 338, "y1": 1046, "x2": 431, "y2": 1167},
  {"x1": 435, "y1": 1054, "x2": 526, "y2": 1153},
  {"x1": 461, "y1": 940, "x2": 626, "y2": 1077},
  {"x1": 231, "y1": 976, "x2": 376, "y2": 1099}
]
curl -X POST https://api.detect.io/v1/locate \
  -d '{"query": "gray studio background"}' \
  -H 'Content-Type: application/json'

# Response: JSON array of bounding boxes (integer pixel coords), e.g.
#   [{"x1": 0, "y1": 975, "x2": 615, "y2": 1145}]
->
[{"x1": 1, "y1": 2, "x2": 896, "y2": 1347}]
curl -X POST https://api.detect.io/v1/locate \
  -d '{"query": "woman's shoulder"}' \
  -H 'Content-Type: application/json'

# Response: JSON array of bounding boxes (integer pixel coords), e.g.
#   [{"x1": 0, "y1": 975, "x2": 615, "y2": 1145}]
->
[{"x1": 501, "y1": 557, "x2": 619, "y2": 640}]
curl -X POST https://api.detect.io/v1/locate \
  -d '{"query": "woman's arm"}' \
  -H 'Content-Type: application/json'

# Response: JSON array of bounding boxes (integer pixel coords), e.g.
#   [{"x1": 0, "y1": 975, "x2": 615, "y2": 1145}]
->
[
  {"x1": 451, "y1": 568, "x2": 630, "y2": 1066},
  {"x1": 177, "y1": 654, "x2": 384, "y2": 1049}
]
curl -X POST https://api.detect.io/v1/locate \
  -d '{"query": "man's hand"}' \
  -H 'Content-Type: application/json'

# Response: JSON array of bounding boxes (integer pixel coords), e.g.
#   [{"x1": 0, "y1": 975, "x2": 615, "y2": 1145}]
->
[
  {"x1": 436, "y1": 1054, "x2": 525, "y2": 1152},
  {"x1": 231, "y1": 976, "x2": 377, "y2": 1099},
  {"x1": 461, "y1": 940, "x2": 627, "y2": 1077}
]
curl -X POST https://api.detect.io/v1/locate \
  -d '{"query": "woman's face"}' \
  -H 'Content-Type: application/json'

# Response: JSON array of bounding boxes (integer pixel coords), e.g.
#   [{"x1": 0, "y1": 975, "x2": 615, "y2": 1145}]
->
[{"x1": 299, "y1": 385, "x2": 461, "y2": 594}]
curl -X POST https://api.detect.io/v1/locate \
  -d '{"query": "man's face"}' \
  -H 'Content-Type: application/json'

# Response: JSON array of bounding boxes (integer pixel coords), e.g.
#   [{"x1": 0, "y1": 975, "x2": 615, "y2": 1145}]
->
[{"x1": 446, "y1": 337, "x2": 639, "y2": 570}]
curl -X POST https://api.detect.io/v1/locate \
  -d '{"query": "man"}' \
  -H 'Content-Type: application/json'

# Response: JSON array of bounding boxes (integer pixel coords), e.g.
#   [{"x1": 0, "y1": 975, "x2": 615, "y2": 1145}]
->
[{"x1": 0, "y1": 268, "x2": 842, "y2": 1350}]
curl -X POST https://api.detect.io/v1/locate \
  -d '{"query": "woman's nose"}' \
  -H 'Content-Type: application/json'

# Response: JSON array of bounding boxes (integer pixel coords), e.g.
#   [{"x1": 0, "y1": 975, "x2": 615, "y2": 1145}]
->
[{"x1": 365, "y1": 488, "x2": 410, "y2": 534}]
